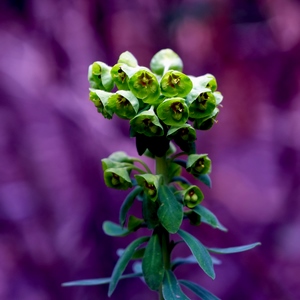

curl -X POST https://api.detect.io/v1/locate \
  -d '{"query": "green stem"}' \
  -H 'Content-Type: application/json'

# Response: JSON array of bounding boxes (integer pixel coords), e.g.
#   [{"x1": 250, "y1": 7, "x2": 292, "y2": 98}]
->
[
  {"x1": 155, "y1": 156, "x2": 171, "y2": 300},
  {"x1": 132, "y1": 158, "x2": 152, "y2": 173}
]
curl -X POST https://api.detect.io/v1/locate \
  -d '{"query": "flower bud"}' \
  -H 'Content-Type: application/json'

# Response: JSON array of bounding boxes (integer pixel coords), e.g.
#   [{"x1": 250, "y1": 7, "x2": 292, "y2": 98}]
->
[
  {"x1": 135, "y1": 174, "x2": 162, "y2": 202},
  {"x1": 160, "y1": 71, "x2": 193, "y2": 98},
  {"x1": 104, "y1": 167, "x2": 132, "y2": 190},
  {"x1": 88, "y1": 62, "x2": 114, "y2": 91},
  {"x1": 196, "y1": 74, "x2": 217, "y2": 92},
  {"x1": 182, "y1": 185, "x2": 204, "y2": 208},
  {"x1": 193, "y1": 108, "x2": 219, "y2": 131},
  {"x1": 111, "y1": 63, "x2": 130, "y2": 90},
  {"x1": 130, "y1": 108, "x2": 164, "y2": 137},
  {"x1": 186, "y1": 154, "x2": 211, "y2": 176},
  {"x1": 187, "y1": 88, "x2": 216, "y2": 119},
  {"x1": 107, "y1": 90, "x2": 139, "y2": 120},
  {"x1": 150, "y1": 49, "x2": 183, "y2": 76},
  {"x1": 157, "y1": 98, "x2": 189, "y2": 126},
  {"x1": 89, "y1": 89, "x2": 113, "y2": 119},
  {"x1": 128, "y1": 68, "x2": 160, "y2": 104}
]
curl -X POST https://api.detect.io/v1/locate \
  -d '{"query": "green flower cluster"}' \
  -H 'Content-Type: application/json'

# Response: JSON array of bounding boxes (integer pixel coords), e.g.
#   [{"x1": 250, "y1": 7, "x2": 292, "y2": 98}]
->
[{"x1": 88, "y1": 49, "x2": 223, "y2": 156}]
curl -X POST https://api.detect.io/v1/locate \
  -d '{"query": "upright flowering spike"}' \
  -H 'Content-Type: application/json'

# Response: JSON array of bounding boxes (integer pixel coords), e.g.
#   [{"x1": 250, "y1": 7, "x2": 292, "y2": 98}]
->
[
  {"x1": 135, "y1": 174, "x2": 162, "y2": 202},
  {"x1": 157, "y1": 98, "x2": 189, "y2": 126},
  {"x1": 150, "y1": 49, "x2": 183, "y2": 76},
  {"x1": 186, "y1": 154, "x2": 211, "y2": 176},
  {"x1": 160, "y1": 70, "x2": 193, "y2": 98},
  {"x1": 127, "y1": 67, "x2": 160, "y2": 104},
  {"x1": 182, "y1": 185, "x2": 204, "y2": 208},
  {"x1": 104, "y1": 167, "x2": 132, "y2": 190},
  {"x1": 89, "y1": 89, "x2": 113, "y2": 119},
  {"x1": 107, "y1": 90, "x2": 139, "y2": 120},
  {"x1": 88, "y1": 62, "x2": 114, "y2": 91},
  {"x1": 187, "y1": 87, "x2": 216, "y2": 119},
  {"x1": 130, "y1": 108, "x2": 164, "y2": 137},
  {"x1": 193, "y1": 107, "x2": 219, "y2": 131},
  {"x1": 111, "y1": 63, "x2": 130, "y2": 90}
]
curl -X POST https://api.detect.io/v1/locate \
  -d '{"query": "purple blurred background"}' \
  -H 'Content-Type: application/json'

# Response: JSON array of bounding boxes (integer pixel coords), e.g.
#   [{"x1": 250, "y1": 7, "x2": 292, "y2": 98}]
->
[{"x1": 1, "y1": 0, "x2": 300, "y2": 299}]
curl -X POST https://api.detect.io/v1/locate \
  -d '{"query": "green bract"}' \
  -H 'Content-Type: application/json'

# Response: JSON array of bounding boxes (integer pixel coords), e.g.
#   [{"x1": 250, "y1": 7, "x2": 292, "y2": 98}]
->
[
  {"x1": 89, "y1": 89, "x2": 114, "y2": 119},
  {"x1": 88, "y1": 62, "x2": 114, "y2": 91},
  {"x1": 193, "y1": 108, "x2": 219, "y2": 131},
  {"x1": 196, "y1": 74, "x2": 217, "y2": 92},
  {"x1": 111, "y1": 63, "x2": 130, "y2": 90},
  {"x1": 104, "y1": 167, "x2": 132, "y2": 190},
  {"x1": 160, "y1": 70, "x2": 193, "y2": 97},
  {"x1": 187, "y1": 87, "x2": 216, "y2": 119},
  {"x1": 150, "y1": 49, "x2": 183, "y2": 75},
  {"x1": 118, "y1": 51, "x2": 138, "y2": 67},
  {"x1": 135, "y1": 174, "x2": 162, "y2": 202},
  {"x1": 157, "y1": 98, "x2": 189, "y2": 126},
  {"x1": 167, "y1": 124, "x2": 196, "y2": 142},
  {"x1": 186, "y1": 154, "x2": 211, "y2": 176},
  {"x1": 130, "y1": 108, "x2": 164, "y2": 137},
  {"x1": 101, "y1": 158, "x2": 132, "y2": 172},
  {"x1": 127, "y1": 67, "x2": 160, "y2": 104},
  {"x1": 107, "y1": 90, "x2": 139, "y2": 120},
  {"x1": 182, "y1": 185, "x2": 204, "y2": 208}
]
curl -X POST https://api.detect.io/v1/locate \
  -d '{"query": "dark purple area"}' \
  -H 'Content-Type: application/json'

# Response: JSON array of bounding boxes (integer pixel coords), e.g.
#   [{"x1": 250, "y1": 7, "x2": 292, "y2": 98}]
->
[{"x1": 1, "y1": 0, "x2": 300, "y2": 299}]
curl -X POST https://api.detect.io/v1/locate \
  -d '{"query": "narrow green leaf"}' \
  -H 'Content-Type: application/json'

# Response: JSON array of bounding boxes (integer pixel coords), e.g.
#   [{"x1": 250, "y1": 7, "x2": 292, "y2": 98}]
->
[
  {"x1": 157, "y1": 185, "x2": 183, "y2": 233},
  {"x1": 192, "y1": 205, "x2": 228, "y2": 232},
  {"x1": 177, "y1": 229, "x2": 215, "y2": 279},
  {"x1": 172, "y1": 255, "x2": 221, "y2": 271},
  {"x1": 102, "y1": 221, "x2": 130, "y2": 237},
  {"x1": 142, "y1": 231, "x2": 164, "y2": 291},
  {"x1": 162, "y1": 270, "x2": 190, "y2": 300},
  {"x1": 108, "y1": 236, "x2": 149, "y2": 296},
  {"x1": 179, "y1": 280, "x2": 221, "y2": 300},
  {"x1": 127, "y1": 215, "x2": 144, "y2": 231},
  {"x1": 119, "y1": 187, "x2": 143, "y2": 227},
  {"x1": 62, "y1": 273, "x2": 142, "y2": 287},
  {"x1": 207, "y1": 242, "x2": 261, "y2": 254}
]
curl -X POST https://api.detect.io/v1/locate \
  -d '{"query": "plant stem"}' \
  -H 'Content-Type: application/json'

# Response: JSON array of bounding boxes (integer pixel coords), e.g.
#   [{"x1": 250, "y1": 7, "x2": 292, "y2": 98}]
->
[{"x1": 155, "y1": 156, "x2": 171, "y2": 300}]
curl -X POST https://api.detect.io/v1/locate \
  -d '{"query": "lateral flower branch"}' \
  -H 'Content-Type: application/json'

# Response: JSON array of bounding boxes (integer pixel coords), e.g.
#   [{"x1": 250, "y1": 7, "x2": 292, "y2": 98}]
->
[{"x1": 63, "y1": 49, "x2": 260, "y2": 300}]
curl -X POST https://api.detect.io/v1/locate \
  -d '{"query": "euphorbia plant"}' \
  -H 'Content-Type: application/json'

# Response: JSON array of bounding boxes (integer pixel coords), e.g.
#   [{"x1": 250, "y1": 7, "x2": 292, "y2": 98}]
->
[{"x1": 63, "y1": 49, "x2": 260, "y2": 299}]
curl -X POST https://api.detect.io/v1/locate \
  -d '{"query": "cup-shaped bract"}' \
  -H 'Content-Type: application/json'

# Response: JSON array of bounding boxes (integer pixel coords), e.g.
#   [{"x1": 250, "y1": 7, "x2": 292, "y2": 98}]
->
[
  {"x1": 193, "y1": 107, "x2": 219, "y2": 131},
  {"x1": 167, "y1": 124, "x2": 196, "y2": 142},
  {"x1": 182, "y1": 185, "x2": 204, "y2": 208},
  {"x1": 111, "y1": 63, "x2": 130, "y2": 90},
  {"x1": 150, "y1": 49, "x2": 183, "y2": 76},
  {"x1": 101, "y1": 158, "x2": 132, "y2": 172},
  {"x1": 89, "y1": 89, "x2": 114, "y2": 119},
  {"x1": 160, "y1": 70, "x2": 193, "y2": 98},
  {"x1": 104, "y1": 167, "x2": 132, "y2": 190},
  {"x1": 128, "y1": 68, "x2": 160, "y2": 104},
  {"x1": 130, "y1": 108, "x2": 164, "y2": 137},
  {"x1": 88, "y1": 62, "x2": 114, "y2": 91},
  {"x1": 196, "y1": 74, "x2": 217, "y2": 92},
  {"x1": 186, "y1": 154, "x2": 211, "y2": 176},
  {"x1": 107, "y1": 90, "x2": 139, "y2": 120},
  {"x1": 187, "y1": 88, "x2": 216, "y2": 119},
  {"x1": 118, "y1": 51, "x2": 138, "y2": 67},
  {"x1": 108, "y1": 151, "x2": 134, "y2": 163},
  {"x1": 157, "y1": 98, "x2": 189, "y2": 126},
  {"x1": 135, "y1": 174, "x2": 161, "y2": 202}
]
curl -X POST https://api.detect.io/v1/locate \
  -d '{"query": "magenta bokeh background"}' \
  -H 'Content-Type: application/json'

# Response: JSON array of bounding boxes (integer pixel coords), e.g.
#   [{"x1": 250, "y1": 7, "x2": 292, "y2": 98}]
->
[{"x1": 1, "y1": 0, "x2": 300, "y2": 299}]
